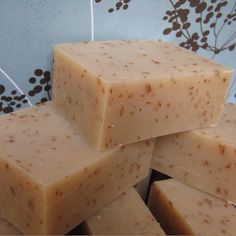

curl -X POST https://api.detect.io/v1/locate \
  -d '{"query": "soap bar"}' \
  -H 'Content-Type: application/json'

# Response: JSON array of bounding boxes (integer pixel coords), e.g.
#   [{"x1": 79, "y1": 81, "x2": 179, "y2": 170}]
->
[
  {"x1": 0, "y1": 103, "x2": 154, "y2": 235},
  {"x1": 83, "y1": 188, "x2": 165, "y2": 235},
  {"x1": 149, "y1": 179, "x2": 236, "y2": 235},
  {"x1": 0, "y1": 216, "x2": 21, "y2": 235},
  {"x1": 134, "y1": 171, "x2": 151, "y2": 200},
  {"x1": 152, "y1": 103, "x2": 236, "y2": 202},
  {"x1": 52, "y1": 40, "x2": 232, "y2": 150}
]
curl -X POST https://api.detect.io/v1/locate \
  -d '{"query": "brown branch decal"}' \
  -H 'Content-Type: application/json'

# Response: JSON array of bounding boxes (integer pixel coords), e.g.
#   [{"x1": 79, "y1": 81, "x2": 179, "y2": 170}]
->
[
  {"x1": 163, "y1": 0, "x2": 236, "y2": 58},
  {"x1": 0, "y1": 68, "x2": 51, "y2": 114},
  {"x1": 95, "y1": 0, "x2": 132, "y2": 13},
  {"x1": 28, "y1": 69, "x2": 52, "y2": 104},
  {"x1": 0, "y1": 84, "x2": 28, "y2": 114}
]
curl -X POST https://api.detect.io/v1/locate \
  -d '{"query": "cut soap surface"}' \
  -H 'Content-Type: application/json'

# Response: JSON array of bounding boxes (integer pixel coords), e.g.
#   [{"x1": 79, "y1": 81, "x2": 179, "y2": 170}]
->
[
  {"x1": 0, "y1": 103, "x2": 154, "y2": 235},
  {"x1": 135, "y1": 171, "x2": 151, "y2": 200},
  {"x1": 53, "y1": 40, "x2": 232, "y2": 150},
  {"x1": 152, "y1": 103, "x2": 236, "y2": 202},
  {"x1": 149, "y1": 179, "x2": 236, "y2": 235},
  {"x1": 83, "y1": 188, "x2": 165, "y2": 235},
  {"x1": 0, "y1": 216, "x2": 21, "y2": 235}
]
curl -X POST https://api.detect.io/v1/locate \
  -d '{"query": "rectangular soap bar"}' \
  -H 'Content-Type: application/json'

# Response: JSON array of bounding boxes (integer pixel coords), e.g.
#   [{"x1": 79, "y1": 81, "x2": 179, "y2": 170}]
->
[
  {"x1": 83, "y1": 188, "x2": 165, "y2": 235},
  {"x1": 0, "y1": 216, "x2": 21, "y2": 235},
  {"x1": 134, "y1": 171, "x2": 151, "y2": 200},
  {"x1": 149, "y1": 179, "x2": 236, "y2": 235},
  {"x1": 152, "y1": 103, "x2": 236, "y2": 202},
  {"x1": 53, "y1": 40, "x2": 232, "y2": 150},
  {"x1": 0, "y1": 103, "x2": 154, "y2": 235}
]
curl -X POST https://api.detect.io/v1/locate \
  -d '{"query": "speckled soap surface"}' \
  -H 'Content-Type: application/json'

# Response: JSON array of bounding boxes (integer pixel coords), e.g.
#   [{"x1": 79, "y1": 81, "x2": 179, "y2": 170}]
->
[
  {"x1": 149, "y1": 179, "x2": 236, "y2": 235},
  {"x1": 0, "y1": 215, "x2": 21, "y2": 235},
  {"x1": 83, "y1": 188, "x2": 165, "y2": 235},
  {"x1": 53, "y1": 40, "x2": 233, "y2": 150},
  {"x1": 0, "y1": 102, "x2": 154, "y2": 235},
  {"x1": 152, "y1": 103, "x2": 236, "y2": 202}
]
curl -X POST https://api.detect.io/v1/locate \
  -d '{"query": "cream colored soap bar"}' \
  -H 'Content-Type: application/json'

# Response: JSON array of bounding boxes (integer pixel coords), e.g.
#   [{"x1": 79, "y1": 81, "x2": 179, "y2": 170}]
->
[
  {"x1": 53, "y1": 40, "x2": 232, "y2": 150},
  {"x1": 152, "y1": 103, "x2": 236, "y2": 202},
  {"x1": 149, "y1": 179, "x2": 236, "y2": 235},
  {"x1": 0, "y1": 216, "x2": 21, "y2": 235},
  {"x1": 0, "y1": 103, "x2": 154, "y2": 235},
  {"x1": 83, "y1": 188, "x2": 165, "y2": 235},
  {"x1": 134, "y1": 171, "x2": 151, "y2": 200}
]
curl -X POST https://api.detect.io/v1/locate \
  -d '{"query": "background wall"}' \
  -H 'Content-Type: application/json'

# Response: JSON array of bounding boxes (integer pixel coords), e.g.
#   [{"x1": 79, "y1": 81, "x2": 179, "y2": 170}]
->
[{"x1": 0, "y1": 0, "x2": 236, "y2": 114}]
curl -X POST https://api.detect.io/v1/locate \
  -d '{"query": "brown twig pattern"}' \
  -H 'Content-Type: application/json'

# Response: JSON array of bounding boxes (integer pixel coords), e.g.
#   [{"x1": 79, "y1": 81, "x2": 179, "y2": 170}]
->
[
  {"x1": 0, "y1": 68, "x2": 51, "y2": 114},
  {"x1": 28, "y1": 69, "x2": 51, "y2": 103},
  {"x1": 163, "y1": 0, "x2": 236, "y2": 58},
  {"x1": 95, "y1": 0, "x2": 132, "y2": 13}
]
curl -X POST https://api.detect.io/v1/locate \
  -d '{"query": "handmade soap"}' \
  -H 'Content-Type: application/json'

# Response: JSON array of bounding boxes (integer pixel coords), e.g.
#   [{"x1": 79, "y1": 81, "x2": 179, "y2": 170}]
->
[
  {"x1": 53, "y1": 40, "x2": 232, "y2": 150},
  {"x1": 0, "y1": 215, "x2": 21, "y2": 235},
  {"x1": 149, "y1": 179, "x2": 236, "y2": 235},
  {"x1": 152, "y1": 103, "x2": 236, "y2": 202},
  {"x1": 83, "y1": 188, "x2": 165, "y2": 235},
  {"x1": 0, "y1": 103, "x2": 154, "y2": 235},
  {"x1": 135, "y1": 171, "x2": 151, "y2": 200}
]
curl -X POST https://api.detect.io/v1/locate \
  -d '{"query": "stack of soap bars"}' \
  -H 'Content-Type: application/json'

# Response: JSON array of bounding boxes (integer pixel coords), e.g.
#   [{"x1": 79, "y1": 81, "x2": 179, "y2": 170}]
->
[{"x1": 0, "y1": 40, "x2": 234, "y2": 235}]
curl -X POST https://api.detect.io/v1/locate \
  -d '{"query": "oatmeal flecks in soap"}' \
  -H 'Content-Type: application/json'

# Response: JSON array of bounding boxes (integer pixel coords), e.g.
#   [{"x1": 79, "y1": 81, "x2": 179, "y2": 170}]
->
[
  {"x1": 149, "y1": 179, "x2": 236, "y2": 235},
  {"x1": 83, "y1": 188, "x2": 165, "y2": 235},
  {"x1": 0, "y1": 103, "x2": 154, "y2": 235},
  {"x1": 152, "y1": 103, "x2": 236, "y2": 202},
  {"x1": 53, "y1": 40, "x2": 232, "y2": 150},
  {"x1": 0, "y1": 215, "x2": 21, "y2": 235}
]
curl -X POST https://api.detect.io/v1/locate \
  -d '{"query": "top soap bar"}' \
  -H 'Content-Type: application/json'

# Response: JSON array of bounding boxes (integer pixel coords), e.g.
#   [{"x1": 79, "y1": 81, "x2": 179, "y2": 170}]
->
[{"x1": 53, "y1": 40, "x2": 232, "y2": 150}]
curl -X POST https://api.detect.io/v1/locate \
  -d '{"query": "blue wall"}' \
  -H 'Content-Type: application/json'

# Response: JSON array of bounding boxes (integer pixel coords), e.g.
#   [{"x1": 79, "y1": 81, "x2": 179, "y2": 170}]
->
[{"x1": 0, "y1": 0, "x2": 236, "y2": 114}]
